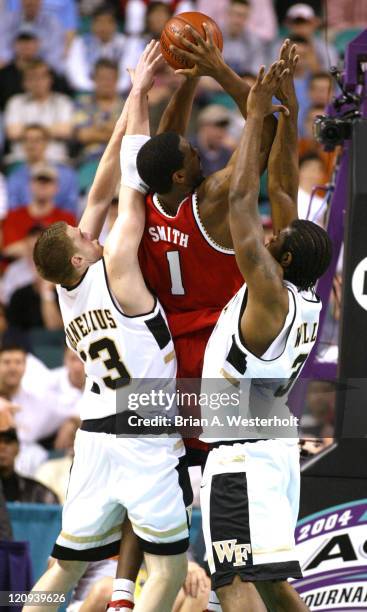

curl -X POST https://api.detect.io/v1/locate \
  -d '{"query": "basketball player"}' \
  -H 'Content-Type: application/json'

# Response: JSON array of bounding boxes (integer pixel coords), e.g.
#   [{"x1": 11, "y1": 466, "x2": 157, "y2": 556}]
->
[
  {"x1": 137, "y1": 28, "x2": 288, "y2": 384},
  {"x1": 199, "y1": 58, "x2": 332, "y2": 611},
  {"x1": 24, "y1": 42, "x2": 192, "y2": 612}
]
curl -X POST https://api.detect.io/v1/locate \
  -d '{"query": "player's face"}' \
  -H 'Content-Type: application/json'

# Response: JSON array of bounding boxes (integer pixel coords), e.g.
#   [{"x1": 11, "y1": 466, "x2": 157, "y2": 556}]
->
[
  {"x1": 66, "y1": 226, "x2": 103, "y2": 265},
  {"x1": 179, "y1": 138, "x2": 204, "y2": 188},
  {"x1": 265, "y1": 229, "x2": 289, "y2": 262}
]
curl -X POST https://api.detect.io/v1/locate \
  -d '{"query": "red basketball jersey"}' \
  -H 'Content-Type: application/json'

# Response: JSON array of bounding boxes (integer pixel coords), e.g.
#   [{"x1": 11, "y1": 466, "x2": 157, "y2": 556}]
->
[{"x1": 139, "y1": 192, "x2": 243, "y2": 340}]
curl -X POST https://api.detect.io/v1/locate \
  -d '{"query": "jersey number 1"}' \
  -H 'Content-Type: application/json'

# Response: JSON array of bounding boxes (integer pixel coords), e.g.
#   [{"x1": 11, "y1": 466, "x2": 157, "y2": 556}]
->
[{"x1": 166, "y1": 251, "x2": 185, "y2": 295}]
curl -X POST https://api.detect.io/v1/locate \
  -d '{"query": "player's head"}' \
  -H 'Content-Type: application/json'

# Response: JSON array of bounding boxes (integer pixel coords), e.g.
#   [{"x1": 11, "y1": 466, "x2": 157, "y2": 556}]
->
[
  {"x1": 33, "y1": 222, "x2": 103, "y2": 285},
  {"x1": 266, "y1": 219, "x2": 332, "y2": 291},
  {"x1": 137, "y1": 132, "x2": 204, "y2": 196}
]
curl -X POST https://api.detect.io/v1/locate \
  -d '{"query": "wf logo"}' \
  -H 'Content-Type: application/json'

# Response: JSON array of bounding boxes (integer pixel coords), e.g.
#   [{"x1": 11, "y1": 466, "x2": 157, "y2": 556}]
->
[{"x1": 212, "y1": 540, "x2": 252, "y2": 566}]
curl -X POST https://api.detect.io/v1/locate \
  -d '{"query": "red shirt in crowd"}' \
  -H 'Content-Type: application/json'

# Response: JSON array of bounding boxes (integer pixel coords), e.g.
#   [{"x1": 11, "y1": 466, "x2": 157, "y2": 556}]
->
[{"x1": 2, "y1": 206, "x2": 76, "y2": 248}]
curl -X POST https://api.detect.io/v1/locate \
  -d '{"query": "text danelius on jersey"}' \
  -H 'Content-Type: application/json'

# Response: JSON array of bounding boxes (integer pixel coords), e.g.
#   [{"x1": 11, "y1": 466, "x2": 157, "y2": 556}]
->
[
  {"x1": 139, "y1": 192, "x2": 243, "y2": 339},
  {"x1": 56, "y1": 258, "x2": 176, "y2": 421},
  {"x1": 200, "y1": 281, "x2": 322, "y2": 442}
]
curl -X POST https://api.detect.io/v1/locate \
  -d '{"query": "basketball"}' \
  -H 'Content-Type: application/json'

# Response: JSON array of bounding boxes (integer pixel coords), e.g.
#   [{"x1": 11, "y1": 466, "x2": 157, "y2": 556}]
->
[{"x1": 160, "y1": 12, "x2": 223, "y2": 70}]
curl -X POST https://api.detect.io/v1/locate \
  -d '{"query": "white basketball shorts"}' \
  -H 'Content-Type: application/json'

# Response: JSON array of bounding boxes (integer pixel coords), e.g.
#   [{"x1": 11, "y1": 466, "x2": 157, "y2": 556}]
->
[
  {"x1": 200, "y1": 439, "x2": 302, "y2": 589},
  {"x1": 52, "y1": 427, "x2": 192, "y2": 561}
]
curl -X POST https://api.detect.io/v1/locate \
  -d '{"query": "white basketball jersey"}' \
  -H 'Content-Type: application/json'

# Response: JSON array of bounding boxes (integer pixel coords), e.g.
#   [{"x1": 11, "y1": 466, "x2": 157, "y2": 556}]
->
[
  {"x1": 56, "y1": 258, "x2": 176, "y2": 420},
  {"x1": 201, "y1": 281, "x2": 322, "y2": 441}
]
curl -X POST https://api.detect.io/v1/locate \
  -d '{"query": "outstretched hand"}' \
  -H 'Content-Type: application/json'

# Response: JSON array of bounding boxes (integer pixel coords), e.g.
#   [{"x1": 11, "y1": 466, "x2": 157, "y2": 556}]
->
[
  {"x1": 247, "y1": 61, "x2": 290, "y2": 118},
  {"x1": 172, "y1": 22, "x2": 223, "y2": 78},
  {"x1": 275, "y1": 39, "x2": 299, "y2": 105},
  {"x1": 130, "y1": 40, "x2": 164, "y2": 94}
]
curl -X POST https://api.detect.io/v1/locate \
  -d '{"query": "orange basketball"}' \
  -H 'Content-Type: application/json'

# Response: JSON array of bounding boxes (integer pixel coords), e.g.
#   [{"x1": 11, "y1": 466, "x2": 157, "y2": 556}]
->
[{"x1": 160, "y1": 12, "x2": 223, "y2": 70}]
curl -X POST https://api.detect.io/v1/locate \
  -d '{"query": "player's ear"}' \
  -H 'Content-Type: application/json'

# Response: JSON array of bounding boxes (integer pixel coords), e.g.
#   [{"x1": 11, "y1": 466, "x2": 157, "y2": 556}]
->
[
  {"x1": 71, "y1": 254, "x2": 84, "y2": 270},
  {"x1": 172, "y1": 169, "x2": 185, "y2": 185},
  {"x1": 280, "y1": 251, "x2": 292, "y2": 268}
]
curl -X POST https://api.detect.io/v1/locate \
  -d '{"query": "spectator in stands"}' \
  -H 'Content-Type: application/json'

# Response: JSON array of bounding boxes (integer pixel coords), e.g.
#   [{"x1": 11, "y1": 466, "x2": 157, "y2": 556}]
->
[
  {"x1": 7, "y1": 273, "x2": 63, "y2": 332},
  {"x1": 192, "y1": 105, "x2": 234, "y2": 176},
  {"x1": 1, "y1": 226, "x2": 40, "y2": 306},
  {"x1": 308, "y1": 71, "x2": 333, "y2": 107},
  {"x1": 0, "y1": 427, "x2": 59, "y2": 503},
  {"x1": 65, "y1": 4, "x2": 135, "y2": 94},
  {"x1": 0, "y1": 0, "x2": 66, "y2": 72},
  {"x1": 144, "y1": 1, "x2": 173, "y2": 39},
  {"x1": 4, "y1": 59, "x2": 73, "y2": 164},
  {"x1": 287, "y1": 34, "x2": 320, "y2": 135},
  {"x1": 73, "y1": 59, "x2": 124, "y2": 191},
  {"x1": 5, "y1": 0, "x2": 78, "y2": 53},
  {"x1": 222, "y1": 0, "x2": 265, "y2": 76},
  {"x1": 7, "y1": 124, "x2": 78, "y2": 215},
  {"x1": 2, "y1": 164, "x2": 76, "y2": 259},
  {"x1": 0, "y1": 303, "x2": 32, "y2": 349},
  {"x1": 0, "y1": 480, "x2": 12, "y2": 539},
  {"x1": 278, "y1": 3, "x2": 339, "y2": 70},
  {"x1": 0, "y1": 172, "x2": 8, "y2": 221},
  {"x1": 299, "y1": 104, "x2": 336, "y2": 182},
  {"x1": 48, "y1": 347, "x2": 85, "y2": 425},
  {"x1": 326, "y1": 0, "x2": 367, "y2": 33},
  {"x1": 298, "y1": 152, "x2": 327, "y2": 225},
  {"x1": 0, "y1": 346, "x2": 59, "y2": 447},
  {"x1": 0, "y1": 27, "x2": 71, "y2": 112}
]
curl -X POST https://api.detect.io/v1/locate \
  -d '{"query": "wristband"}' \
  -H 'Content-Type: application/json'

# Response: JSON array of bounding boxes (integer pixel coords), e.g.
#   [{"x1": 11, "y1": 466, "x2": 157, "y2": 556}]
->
[{"x1": 120, "y1": 134, "x2": 150, "y2": 194}]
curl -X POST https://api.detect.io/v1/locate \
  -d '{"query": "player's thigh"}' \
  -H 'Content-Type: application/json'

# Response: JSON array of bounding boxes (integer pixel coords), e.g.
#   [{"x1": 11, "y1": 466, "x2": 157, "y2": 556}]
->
[
  {"x1": 54, "y1": 430, "x2": 125, "y2": 560},
  {"x1": 122, "y1": 438, "x2": 192, "y2": 556}
]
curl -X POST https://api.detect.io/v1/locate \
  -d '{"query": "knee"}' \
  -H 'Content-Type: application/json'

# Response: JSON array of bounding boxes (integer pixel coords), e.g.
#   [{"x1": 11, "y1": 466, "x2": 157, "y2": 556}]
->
[{"x1": 88, "y1": 578, "x2": 113, "y2": 607}]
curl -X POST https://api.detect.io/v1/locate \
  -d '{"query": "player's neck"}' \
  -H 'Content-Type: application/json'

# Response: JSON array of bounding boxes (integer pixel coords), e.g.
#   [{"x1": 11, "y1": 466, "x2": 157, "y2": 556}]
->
[
  {"x1": 157, "y1": 187, "x2": 189, "y2": 214},
  {"x1": 62, "y1": 266, "x2": 89, "y2": 289}
]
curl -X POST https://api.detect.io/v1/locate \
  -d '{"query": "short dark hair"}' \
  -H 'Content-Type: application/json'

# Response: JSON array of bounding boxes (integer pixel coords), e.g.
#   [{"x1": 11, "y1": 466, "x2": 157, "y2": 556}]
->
[
  {"x1": 146, "y1": 2, "x2": 173, "y2": 19},
  {"x1": 33, "y1": 221, "x2": 77, "y2": 285},
  {"x1": 299, "y1": 152, "x2": 325, "y2": 169},
  {"x1": 0, "y1": 344, "x2": 27, "y2": 357},
  {"x1": 92, "y1": 4, "x2": 116, "y2": 20},
  {"x1": 93, "y1": 58, "x2": 118, "y2": 74},
  {"x1": 288, "y1": 34, "x2": 309, "y2": 45},
  {"x1": 282, "y1": 219, "x2": 332, "y2": 291},
  {"x1": 231, "y1": 0, "x2": 250, "y2": 6},
  {"x1": 23, "y1": 123, "x2": 49, "y2": 139},
  {"x1": 309, "y1": 71, "x2": 332, "y2": 85},
  {"x1": 137, "y1": 132, "x2": 184, "y2": 194}
]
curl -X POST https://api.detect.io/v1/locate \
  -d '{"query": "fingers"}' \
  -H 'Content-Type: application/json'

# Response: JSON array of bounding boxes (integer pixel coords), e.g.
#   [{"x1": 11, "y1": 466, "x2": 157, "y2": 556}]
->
[
  {"x1": 169, "y1": 44, "x2": 196, "y2": 63},
  {"x1": 183, "y1": 23, "x2": 207, "y2": 49},
  {"x1": 273, "y1": 103, "x2": 290, "y2": 116},
  {"x1": 254, "y1": 65, "x2": 266, "y2": 87},
  {"x1": 279, "y1": 38, "x2": 290, "y2": 61},
  {"x1": 202, "y1": 22, "x2": 214, "y2": 47},
  {"x1": 175, "y1": 28, "x2": 200, "y2": 52},
  {"x1": 175, "y1": 68, "x2": 197, "y2": 76}
]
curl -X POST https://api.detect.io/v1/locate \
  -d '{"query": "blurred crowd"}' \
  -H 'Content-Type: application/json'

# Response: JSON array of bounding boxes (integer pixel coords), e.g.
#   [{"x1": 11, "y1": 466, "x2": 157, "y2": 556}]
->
[{"x1": 0, "y1": 0, "x2": 357, "y2": 508}]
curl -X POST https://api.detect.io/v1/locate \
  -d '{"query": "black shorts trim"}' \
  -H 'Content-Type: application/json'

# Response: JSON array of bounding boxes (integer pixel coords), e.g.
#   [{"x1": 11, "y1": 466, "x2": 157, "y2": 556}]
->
[
  {"x1": 212, "y1": 560, "x2": 303, "y2": 590},
  {"x1": 52, "y1": 540, "x2": 120, "y2": 562},
  {"x1": 136, "y1": 535, "x2": 189, "y2": 556}
]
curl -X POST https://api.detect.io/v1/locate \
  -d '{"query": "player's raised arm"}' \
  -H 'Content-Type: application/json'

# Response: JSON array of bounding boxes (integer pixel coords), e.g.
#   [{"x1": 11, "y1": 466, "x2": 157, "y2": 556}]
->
[
  {"x1": 157, "y1": 75, "x2": 199, "y2": 136},
  {"x1": 229, "y1": 63, "x2": 291, "y2": 356},
  {"x1": 174, "y1": 23, "x2": 277, "y2": 173},
  {"x1": 103, "y1": 41, "x2": 163, "y2": 316},
  {"x1": 268, "y1": 40, "x2": 300, "y2": 233},
  {"x1": 78, "y1": 89, "x2": 132, "y2": 240}
]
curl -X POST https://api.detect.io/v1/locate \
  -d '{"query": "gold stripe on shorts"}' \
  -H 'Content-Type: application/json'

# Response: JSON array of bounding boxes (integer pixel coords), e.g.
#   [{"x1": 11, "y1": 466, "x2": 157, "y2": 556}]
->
[
  {"x1": 164, "y1": 350, "x2": 175, "y2": 364},
  {"x1": 220, "y1": 368, "x2": 240, "y2": 387},
  {"x1": 60, "y1": 523, "x2": 121, "y2": 543},
  {"x1": 131, "y1": 520, "x2": 188, "y2": 539}
]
